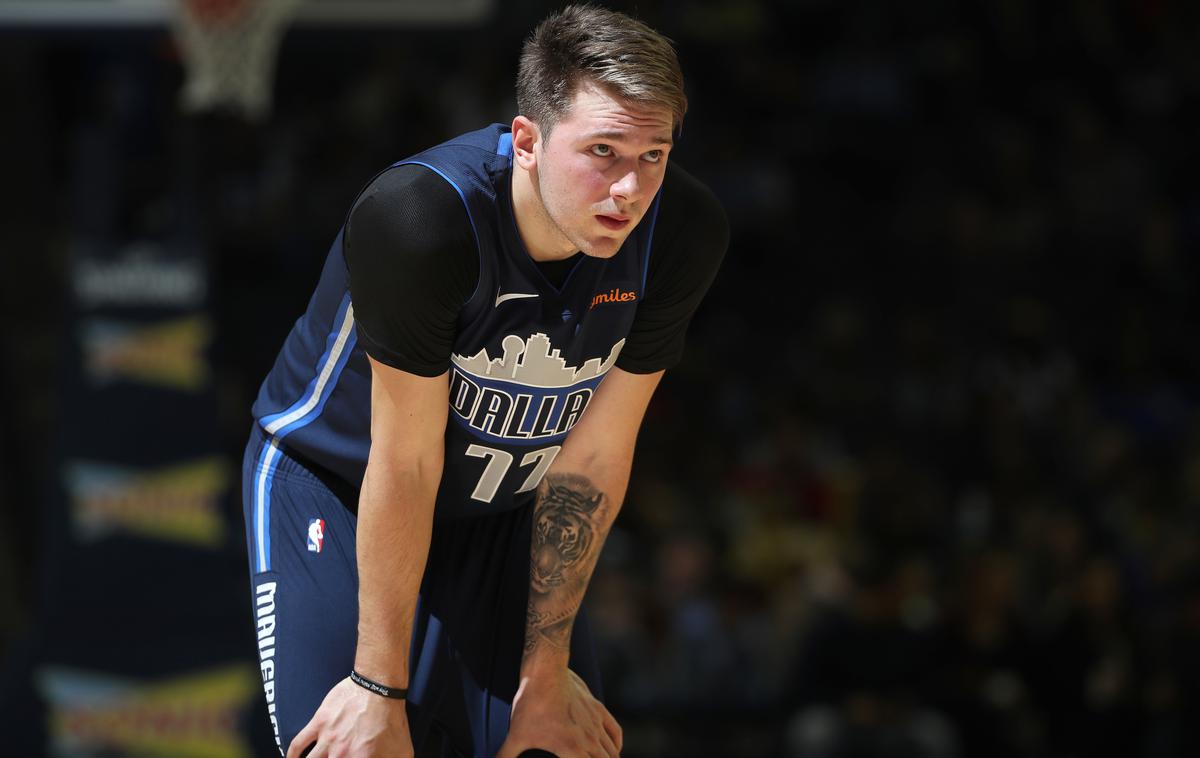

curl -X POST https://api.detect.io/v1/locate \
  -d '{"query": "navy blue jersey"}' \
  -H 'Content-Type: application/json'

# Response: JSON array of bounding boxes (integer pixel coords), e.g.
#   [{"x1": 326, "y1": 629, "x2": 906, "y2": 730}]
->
[{"x1": 251, "y1": 125, "x2": 660, "y2": 520}]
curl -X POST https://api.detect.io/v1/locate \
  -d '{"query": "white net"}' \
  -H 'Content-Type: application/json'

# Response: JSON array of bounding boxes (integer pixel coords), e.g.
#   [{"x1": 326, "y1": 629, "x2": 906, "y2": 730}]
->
[{"x1": 172, "y1": 0, "x2": 303, "y2": 122}]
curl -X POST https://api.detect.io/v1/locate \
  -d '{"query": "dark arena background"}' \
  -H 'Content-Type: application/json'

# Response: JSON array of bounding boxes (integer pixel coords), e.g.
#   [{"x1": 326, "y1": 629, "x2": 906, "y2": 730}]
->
[{"x1": 2, "y1": 1, "x2": 1200, "y2": 756}]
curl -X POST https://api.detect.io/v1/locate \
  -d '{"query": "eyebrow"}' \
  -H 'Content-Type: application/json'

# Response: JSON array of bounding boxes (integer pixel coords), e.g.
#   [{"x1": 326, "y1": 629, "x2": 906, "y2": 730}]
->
[{"x1": 584, "y1": 131, "x2": 674, "y2": 147}]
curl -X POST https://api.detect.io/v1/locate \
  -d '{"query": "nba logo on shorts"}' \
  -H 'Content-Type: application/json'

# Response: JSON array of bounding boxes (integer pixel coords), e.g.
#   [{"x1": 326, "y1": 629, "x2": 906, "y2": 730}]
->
[{"x1": 307, "y1": 518, "x2": 325, "y2": 553}]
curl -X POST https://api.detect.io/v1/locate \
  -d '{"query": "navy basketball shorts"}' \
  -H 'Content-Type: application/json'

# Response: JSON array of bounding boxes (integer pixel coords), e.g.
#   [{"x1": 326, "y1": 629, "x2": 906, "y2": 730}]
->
[{"x1": 241, "y1": 423, "x2": 603, "y2": 757}]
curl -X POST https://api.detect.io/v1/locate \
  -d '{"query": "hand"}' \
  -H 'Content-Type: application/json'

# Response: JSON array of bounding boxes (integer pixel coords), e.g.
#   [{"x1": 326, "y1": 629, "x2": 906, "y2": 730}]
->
[
  {"x1": 286, "y1": 676, "x2": 413, "y2": 758},
  {"x1": 496, "y1": 668, "x2": 622, "y2": 758}
]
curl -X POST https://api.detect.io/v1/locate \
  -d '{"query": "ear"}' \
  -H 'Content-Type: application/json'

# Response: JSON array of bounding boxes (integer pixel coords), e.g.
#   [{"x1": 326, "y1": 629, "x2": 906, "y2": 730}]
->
[{"x1": 510, "y1": 115, "x2": 540, "y2": 171}]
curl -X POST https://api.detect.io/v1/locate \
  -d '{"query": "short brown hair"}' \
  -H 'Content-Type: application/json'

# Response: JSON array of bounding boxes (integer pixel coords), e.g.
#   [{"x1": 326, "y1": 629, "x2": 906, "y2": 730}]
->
[{"x1": 517, "y1": 4, "x2": 688, "y2": 137}]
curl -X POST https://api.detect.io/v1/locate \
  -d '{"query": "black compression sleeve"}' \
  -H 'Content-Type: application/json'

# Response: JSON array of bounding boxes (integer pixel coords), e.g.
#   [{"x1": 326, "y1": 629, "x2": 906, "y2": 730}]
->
[
  {"x1": 343, "y1": 164, "x2": 479, "y2": 376},
  {"x1": 615, "y1": 162, "x2": 729, "y2": 373}
]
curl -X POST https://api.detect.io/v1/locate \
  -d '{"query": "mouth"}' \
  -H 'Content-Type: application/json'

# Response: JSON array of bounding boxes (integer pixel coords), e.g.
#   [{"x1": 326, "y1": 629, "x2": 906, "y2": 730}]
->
[{"x1": 596, "y1": 214, "x2": 631, "y2": 231}]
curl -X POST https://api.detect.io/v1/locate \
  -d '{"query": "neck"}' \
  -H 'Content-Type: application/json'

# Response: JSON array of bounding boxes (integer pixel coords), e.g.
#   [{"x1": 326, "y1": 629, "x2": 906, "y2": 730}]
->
[{"x1": 511, "y1": 162, "x2": 577, "y2": 262}]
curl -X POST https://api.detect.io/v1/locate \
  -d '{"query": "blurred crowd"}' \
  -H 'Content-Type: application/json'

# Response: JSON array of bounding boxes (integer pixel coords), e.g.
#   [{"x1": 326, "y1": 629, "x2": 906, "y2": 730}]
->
[
  {"x1": 2, "y1": 1, "x2": 1200, "y2": 756},
  {"x1": 593, "y1": 1, "x2": 1200, "y2": 756}
]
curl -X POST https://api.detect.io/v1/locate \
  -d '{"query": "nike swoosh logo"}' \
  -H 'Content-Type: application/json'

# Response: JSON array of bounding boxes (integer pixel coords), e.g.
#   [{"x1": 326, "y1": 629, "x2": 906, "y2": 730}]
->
[{"x1": 495, "y1": 290, "x2": 539, "y2": 307}]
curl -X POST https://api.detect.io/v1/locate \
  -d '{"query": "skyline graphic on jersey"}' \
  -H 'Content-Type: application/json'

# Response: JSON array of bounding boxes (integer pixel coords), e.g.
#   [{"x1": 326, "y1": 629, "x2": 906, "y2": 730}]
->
[
  {"x1": 452, "y1": 332, "x2": 624, "y2": 389},
  {"x1": 448, "y1": 333, "x2": 624, "y2": 445}
]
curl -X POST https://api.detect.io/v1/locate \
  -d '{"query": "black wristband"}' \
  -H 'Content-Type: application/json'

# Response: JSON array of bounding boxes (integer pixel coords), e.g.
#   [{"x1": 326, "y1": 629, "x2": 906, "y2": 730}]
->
[{"x1": 349, "y1": 670, "x2": 408, "y2": 700}]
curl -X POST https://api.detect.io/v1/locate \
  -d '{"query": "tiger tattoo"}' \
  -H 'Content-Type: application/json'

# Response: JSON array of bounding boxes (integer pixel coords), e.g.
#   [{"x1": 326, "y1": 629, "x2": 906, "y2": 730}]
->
[{"x1": 530, "y1": 478, "x2": 604, "y2": 595}]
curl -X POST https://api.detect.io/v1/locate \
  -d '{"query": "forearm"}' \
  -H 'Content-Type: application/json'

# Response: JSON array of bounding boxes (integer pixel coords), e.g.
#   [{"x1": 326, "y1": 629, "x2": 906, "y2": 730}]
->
[
  {"x1": 521, "y1": 453, "x2": 630, "y2": 676},
  {"x1": 354, "y1": 452, "x2": 441, "y2": 687}
]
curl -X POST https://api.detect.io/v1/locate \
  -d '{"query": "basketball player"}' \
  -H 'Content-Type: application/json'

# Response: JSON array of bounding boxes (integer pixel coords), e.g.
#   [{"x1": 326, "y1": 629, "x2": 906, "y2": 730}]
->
[{"x1": 242, "y1": 5, "x2": 728, "y2": 756}]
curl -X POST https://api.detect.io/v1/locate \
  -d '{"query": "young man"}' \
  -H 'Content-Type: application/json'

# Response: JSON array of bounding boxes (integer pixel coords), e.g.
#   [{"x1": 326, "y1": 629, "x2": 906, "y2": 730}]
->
[{"x1": 243, "y1": 5, "x2": 728, "y2": 756}]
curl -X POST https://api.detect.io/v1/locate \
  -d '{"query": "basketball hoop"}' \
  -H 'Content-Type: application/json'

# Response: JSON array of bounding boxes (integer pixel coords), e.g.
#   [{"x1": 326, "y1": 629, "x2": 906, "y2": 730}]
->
[{"x1": 172, "y1": 0, "x2": 302, "y2": 122}]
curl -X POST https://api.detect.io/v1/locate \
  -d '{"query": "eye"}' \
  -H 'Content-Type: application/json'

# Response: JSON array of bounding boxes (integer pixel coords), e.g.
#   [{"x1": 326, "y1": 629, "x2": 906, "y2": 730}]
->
[
  {"x1": 643, "y1": 149, "x2": 664, "y2": 164},
  {"x1": 590, "y1": 144, "x2": 614, "y2": 157}
]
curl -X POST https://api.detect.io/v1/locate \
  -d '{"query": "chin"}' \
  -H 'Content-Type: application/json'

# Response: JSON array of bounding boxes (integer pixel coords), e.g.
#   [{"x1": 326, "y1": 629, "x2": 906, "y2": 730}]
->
[
  {"x1": 579, "y1": 228, "x2": 634, "y2": 258},
  {"x1": 579, "y1": 239, "x2": 624, "y2": 259}
]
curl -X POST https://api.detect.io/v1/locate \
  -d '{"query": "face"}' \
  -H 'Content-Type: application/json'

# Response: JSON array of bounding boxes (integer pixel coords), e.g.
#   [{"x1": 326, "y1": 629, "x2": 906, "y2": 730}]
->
[{"x1": 516, "y1": 80, "x2": 674, "y2": 259}]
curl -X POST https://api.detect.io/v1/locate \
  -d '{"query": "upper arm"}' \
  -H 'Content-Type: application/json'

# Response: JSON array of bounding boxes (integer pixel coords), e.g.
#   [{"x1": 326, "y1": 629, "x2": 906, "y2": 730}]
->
[{"x1": 366, "y1": 355, "x2": 450, "y2": 478}]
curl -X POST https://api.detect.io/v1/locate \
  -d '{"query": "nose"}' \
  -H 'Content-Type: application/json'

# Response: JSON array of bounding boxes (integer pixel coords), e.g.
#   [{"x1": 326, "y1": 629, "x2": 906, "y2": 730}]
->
[{"x1": 610, "y1": 166, "x2": 642, "y2": 204}]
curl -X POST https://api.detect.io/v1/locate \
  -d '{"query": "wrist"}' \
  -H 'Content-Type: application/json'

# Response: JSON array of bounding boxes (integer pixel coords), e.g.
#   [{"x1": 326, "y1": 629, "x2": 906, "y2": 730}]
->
[
  {"x1": 353, "y1": 646, "x2": 409, "y2": 691},
  {"x1": 350, "y1": 669, "x2": 408, "y2": 700},
  {"x1": 519, "y1": 648, "x2": 570, "y2": 680}
]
